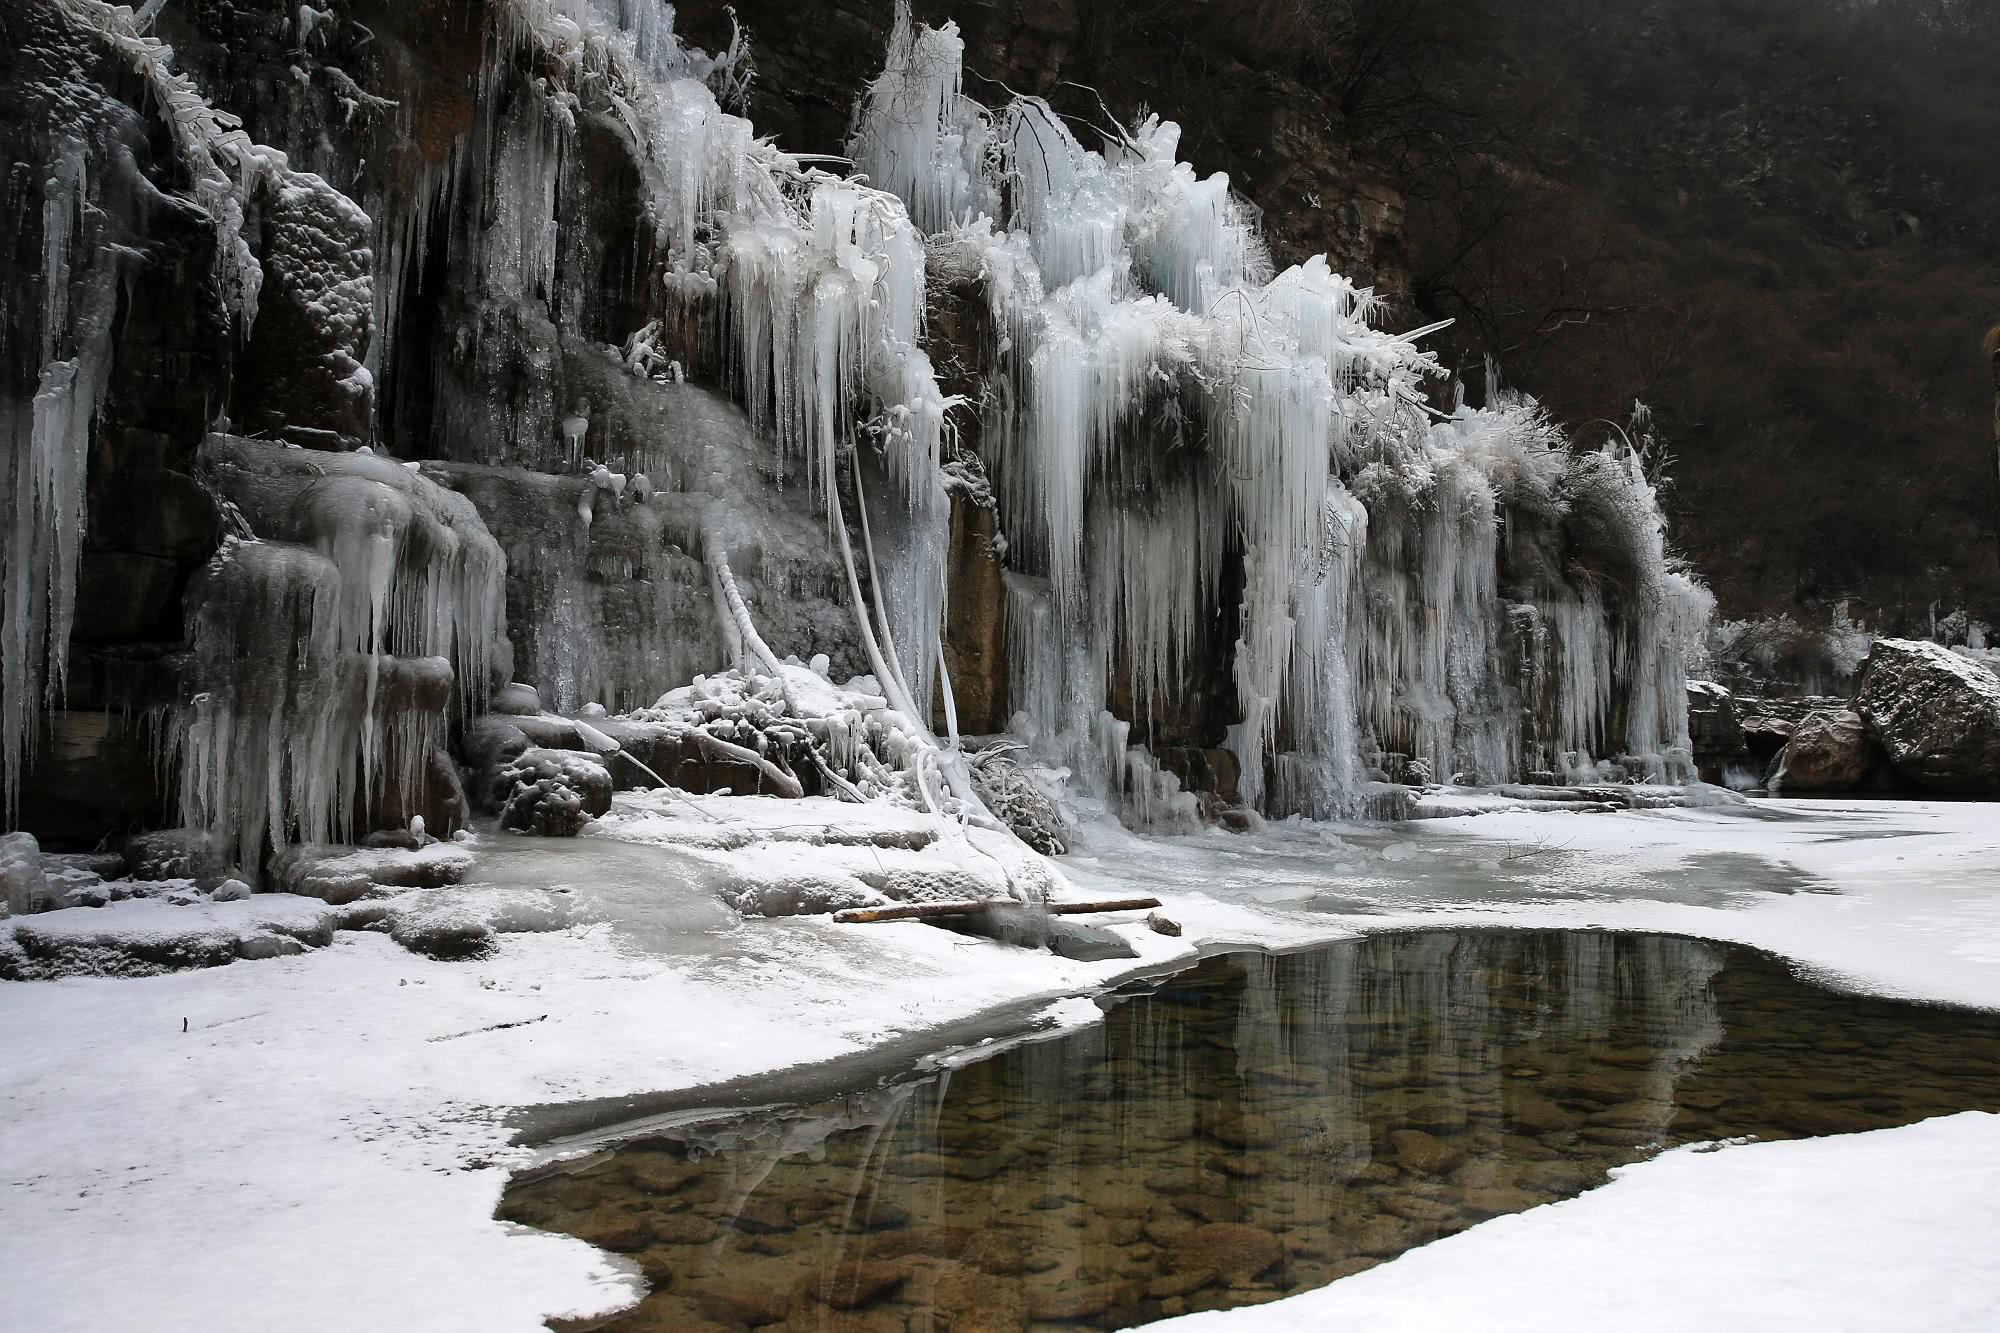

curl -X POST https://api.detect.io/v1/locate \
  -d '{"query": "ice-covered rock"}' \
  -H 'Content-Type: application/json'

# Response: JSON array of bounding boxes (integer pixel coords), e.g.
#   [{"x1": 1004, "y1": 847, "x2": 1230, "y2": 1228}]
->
[
  {"x1": 1, "y1": 833, "x2": 58, "y2": 916},
  {"x1": 492, "y1": 682, "x2": 545, "y2": 716},
  {"x1": 1773, "y1": 709, "x2": 1874, "y2": 792},
  {"x1": 970, "y1": 753, "x2": 1069, "y2": 855},
  {"x1": 0, "y1": 894, "x2": 339, "y2": 980},
  {"x1": 267, "y1": 842, "x2": 475, "y2": 904},
  {"x1": 123, "y1": 829, "x2": 234, "y2": 886},
  {"x1": 237, "y1": 169, "x2": 377, "y2": 444},
  {"x1": 170, "y1": 437, "x2": 505, "y2": 873},
  {"x1": 386, "y1": 898, "x2": 494, "y2": 961},
  {"x1": 497, "y1": 748, "x2": 614, "y2": 837},
  {"x1": 1854, "y1": 639, "x2": 2000, "y2": 794}
]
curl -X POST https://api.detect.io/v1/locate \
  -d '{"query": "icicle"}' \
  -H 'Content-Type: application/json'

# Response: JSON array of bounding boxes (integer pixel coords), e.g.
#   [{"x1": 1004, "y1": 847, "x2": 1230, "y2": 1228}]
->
[
  {"x1": 848, "y1": 0, "x2": 992, "y2": 232},
  {"x1": 1, "y1": 142, "x2": 116, "y2": 821}
]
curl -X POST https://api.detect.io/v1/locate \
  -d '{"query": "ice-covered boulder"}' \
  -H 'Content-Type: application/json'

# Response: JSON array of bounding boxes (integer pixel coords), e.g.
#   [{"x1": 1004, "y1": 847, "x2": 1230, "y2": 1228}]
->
[
  {"x1": 1, "y1": 833, "x2": 58, "y2": 916},
  {"x1": 1773, "y1": 709, "x2": 1874, "y2": 792},
  {"x1": 268, "y1": 842, "x2": 474, "y2": 904},
  {"x1": 491, "y1": 682, "x2": 545, "y2": 716},
  {"x1": 1854, "y1": 639, "x2": 2000, "y2": 793},
  {"x1": 1685, "y1": 681, "x2": 1745, "y2": 784},
  {"x1": 123, "y1": 828, "x2": 235, "y2": 886},
  {"x1": 173, "y1": 437, "x2": 506, "y2": 872},
  {"x1": 496, "y1": 748, "x2": 614, "y2": 837}
]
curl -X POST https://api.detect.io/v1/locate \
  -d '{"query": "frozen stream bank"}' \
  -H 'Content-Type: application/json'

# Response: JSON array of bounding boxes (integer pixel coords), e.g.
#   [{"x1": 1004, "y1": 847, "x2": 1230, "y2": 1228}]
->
[{"x1": 3, "y1": 797, "x2": 1999, "y2": 1332}]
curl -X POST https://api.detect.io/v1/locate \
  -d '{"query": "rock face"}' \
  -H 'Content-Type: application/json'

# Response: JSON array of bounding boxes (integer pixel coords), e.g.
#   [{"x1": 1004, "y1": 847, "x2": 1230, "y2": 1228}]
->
[
  {"x1": 3, "y1": 0, "x2": 1718, "y2": 870},
  {"x1": 1854, "y1": 639, "x2": 2000, "y2": 793},
  {"x1": 1685, "y1": 681, "x2": 1743, "y2": 784},
  {"x1": 1774, "y1": 709, "x2": 1874, "y2": 792}
]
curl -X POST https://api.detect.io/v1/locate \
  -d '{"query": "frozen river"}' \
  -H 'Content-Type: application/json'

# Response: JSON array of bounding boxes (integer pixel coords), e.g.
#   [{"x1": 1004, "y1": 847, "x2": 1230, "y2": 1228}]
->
[{"x1": 3, "y1": 795, "x2": 1997, "y2": 1330}]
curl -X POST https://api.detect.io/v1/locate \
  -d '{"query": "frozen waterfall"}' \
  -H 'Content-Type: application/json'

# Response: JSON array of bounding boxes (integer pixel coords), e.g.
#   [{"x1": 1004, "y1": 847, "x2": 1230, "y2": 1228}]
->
[{"x1": 2, "y1": 0, "x2": 1712, "y2": 875}]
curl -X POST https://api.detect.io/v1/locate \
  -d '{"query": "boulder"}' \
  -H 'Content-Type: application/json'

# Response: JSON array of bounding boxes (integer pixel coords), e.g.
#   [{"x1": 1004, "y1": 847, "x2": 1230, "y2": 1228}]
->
[
  {"x1": 1739, "y1": 714, "x2": 1795, "y2": 760},
  {"x1": 268, "y1": 842, "x2": 475, "y2": 904},
  {"x1": 1854, "y1": 639, "x2": 2000, "y2": 793},
  {"x1": 367, "y1": 748, "x2": 472, "y2": 840},
  {"x1": 496, "y1": 748, "x2": 614, "y2": 836},
  {"x1": 1773, "y1": 709, "x2": 1874, "y2": 791},
  {"x1": 123, "y1": 828, "x2": 234, "y2": 885},
  {"x1": 1161, "y1": 1222, "x2": 1284, "y2": 1284}
]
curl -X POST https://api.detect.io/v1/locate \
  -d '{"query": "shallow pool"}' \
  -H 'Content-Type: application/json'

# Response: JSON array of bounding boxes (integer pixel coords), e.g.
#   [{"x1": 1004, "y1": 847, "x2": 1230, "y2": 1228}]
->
[{"x1": 501, "y1": 929, "x2": 2000, "y2": 1330}]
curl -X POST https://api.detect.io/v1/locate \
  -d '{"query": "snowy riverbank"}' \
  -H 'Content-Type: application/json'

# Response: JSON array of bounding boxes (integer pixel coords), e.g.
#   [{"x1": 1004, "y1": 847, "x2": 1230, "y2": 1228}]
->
[{"x1": 3, "y1": 796, "x2": 1997, "y2": 1331}]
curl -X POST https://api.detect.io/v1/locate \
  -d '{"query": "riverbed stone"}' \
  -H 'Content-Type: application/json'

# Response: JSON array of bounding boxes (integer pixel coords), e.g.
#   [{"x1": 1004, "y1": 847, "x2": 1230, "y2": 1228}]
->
[
  {"x1": 695, "y1": 1280, "x2": 791, "y2": 1327},
  {"x1": 1205, "y1": 1110, "x2": 1278, "y2": 1149},
  {"x1": 730, "y1": 1195, "x2": 795, "y2": 1235},
  {"x1": 622, "y1": 1154, "x2": 702, "y2": 1195},
  {"x1": 1388, "y1": 1128, "x2": 1465, "y2": 1175},
  {"x1": 569, "y1": 1205, "x2": 655, "y2": 1253},
  {"x1": 806, "y1": 1260, "x2": 908, "y2": 1310},
  {"x1": 1171, "y1": 1190, "x2": 1244, "y2": 1224},
  {"x1": 1503, "y1": 1093, "x2": 1572, "y2": 1134},
  {"x1": 1162, "y1": 1223, "x2": 1284, "y2": 1284},
  {"x1": 906, "y1": 1259, "x2": 1028, "y2": 1332},
  {"x1": 1029, "y1": 1279, "x2": 1140, "y2": 1320}
]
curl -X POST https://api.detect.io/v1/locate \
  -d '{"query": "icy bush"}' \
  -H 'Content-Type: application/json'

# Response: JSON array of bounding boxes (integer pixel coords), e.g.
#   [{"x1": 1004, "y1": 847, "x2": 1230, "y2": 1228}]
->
[
  {"x1": 1711, "y1": 605, "x2": 1872, "y2": 696},
  {"x1": 969, "y1": 748, "x2": 1070, "y2": 855}
]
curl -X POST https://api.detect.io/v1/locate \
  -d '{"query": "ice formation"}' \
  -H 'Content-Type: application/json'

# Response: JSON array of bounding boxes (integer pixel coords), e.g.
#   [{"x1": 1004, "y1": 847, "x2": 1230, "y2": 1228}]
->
[
  {"x1": 172, "y1": 440, "x2": 505, "y2": 875},
  {"x1": 849, "y1": 1, "x2": 1709, "y2": 818},
  {"x1": 4, "y1": 0, "x2": 1715, "y2": 879},
  {"x1": 4, "y1": 1, "x2": 384, "y2": 824},
  {"x1": 1, "y1": 138, "x2": 113, "y2": 823}
]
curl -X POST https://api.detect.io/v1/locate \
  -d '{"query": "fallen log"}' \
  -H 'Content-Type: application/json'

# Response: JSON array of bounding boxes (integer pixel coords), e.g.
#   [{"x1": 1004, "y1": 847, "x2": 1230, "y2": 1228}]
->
[{"x1": 832, "y1": 896, "x2": 1162, "y2": 924}]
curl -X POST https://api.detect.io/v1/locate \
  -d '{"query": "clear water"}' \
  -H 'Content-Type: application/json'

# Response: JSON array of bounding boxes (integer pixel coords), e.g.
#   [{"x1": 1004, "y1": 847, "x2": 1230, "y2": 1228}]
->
[{"x1": 500, "y1": 930, "x2": 2000, "y2": 1331}]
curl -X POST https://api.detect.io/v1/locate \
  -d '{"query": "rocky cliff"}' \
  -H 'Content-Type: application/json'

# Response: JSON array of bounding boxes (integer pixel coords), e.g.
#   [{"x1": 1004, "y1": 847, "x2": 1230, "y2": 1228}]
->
[{"x1": 1, "y1": 0, "x2": 1708, "y2": 878}]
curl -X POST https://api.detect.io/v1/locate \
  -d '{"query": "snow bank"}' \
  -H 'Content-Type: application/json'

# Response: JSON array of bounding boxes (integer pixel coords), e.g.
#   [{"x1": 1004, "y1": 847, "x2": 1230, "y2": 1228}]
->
[{"x1": 1156, "y1": 1112, "x2": 2000, "y2": 1332}]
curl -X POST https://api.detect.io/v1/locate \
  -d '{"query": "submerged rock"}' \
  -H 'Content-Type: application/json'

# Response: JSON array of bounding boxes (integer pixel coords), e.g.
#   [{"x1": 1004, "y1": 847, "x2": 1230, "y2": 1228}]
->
[
  {"x1": 1161, "y1": 1222, "x2": 1284, "y2": 1285},
  {"x1": 1854, "y1": 639, "x2": 2000, "y2": 793}
]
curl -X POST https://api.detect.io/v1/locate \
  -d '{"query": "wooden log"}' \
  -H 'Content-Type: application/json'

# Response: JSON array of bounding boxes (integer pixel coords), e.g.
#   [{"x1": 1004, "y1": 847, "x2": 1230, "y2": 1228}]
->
[
  {"x1": 832, "y1": 896, "x2": 1162, "y2": 924},
  {"x1": 1045, "y1": 897, "x2": 1162, "y2": 916}
]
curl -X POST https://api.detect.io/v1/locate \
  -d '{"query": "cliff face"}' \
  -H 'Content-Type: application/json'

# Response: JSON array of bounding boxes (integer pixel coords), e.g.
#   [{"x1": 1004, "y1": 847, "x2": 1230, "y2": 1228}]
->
[
  {"x1": 690, "y1": 0, "x2": 2000, "y2": 632},
  {"x1": 0, "y1": 0, "x2": 1705, "y2": 862}
]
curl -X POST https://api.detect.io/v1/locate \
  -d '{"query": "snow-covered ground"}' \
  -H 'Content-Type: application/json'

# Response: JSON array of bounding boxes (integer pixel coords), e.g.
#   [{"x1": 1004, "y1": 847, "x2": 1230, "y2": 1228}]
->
[
  {"x1": 3, "y1": 795, "x2": 1998, "y2": 1331},
  {"x1": 1155, "y1": 1110, "x2": 2000, "y2": 1332}
]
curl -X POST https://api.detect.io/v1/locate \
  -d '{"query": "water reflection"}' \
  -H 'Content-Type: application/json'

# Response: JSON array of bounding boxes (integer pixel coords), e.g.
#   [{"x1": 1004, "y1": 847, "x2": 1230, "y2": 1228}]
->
[{"x1": 503, "y1": 930, "x2": 2000, "y2": 1331}]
